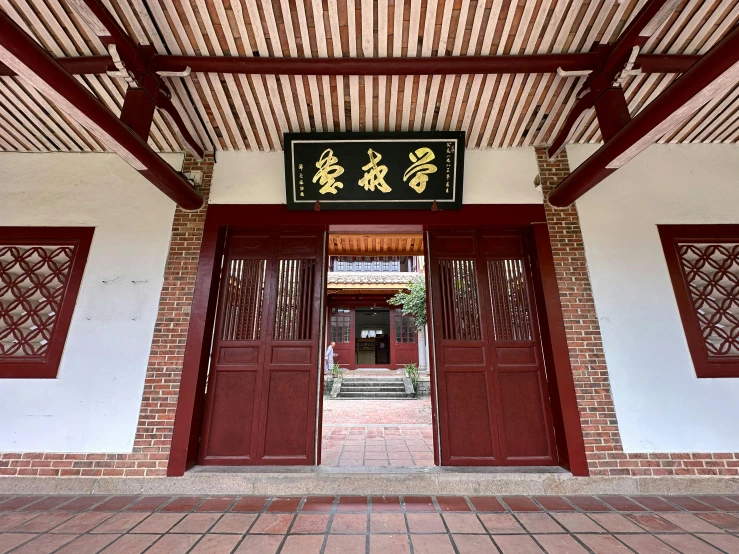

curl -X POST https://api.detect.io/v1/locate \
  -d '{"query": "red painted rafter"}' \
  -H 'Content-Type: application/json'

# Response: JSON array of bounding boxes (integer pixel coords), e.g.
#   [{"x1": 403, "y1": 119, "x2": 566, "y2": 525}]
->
[
  {"x1": 65, "y1": 0, "x2": 203, "y2": 158},
  {"x1": 547, "y1": 0, "x2": 681, "y2": 158},
  {"x1": 0, "y1": 53, "x2": 701, "y2": 77},
  {"x1": 548, "y1": 24, "x2": 739, "y2": 207},
  {"x1": 0, "y1": 9, "x2": 203, "y2": 209}
]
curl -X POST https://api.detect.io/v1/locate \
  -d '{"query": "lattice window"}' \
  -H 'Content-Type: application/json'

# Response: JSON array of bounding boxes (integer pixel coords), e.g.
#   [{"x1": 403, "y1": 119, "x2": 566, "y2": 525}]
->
[
  {"x1": 487, "y1": 259, "x2": 533, "y2": 342},
  {"x1": 274, "y1": 259, "x2": 315, "y2": 340},
  {"x1": 659, "y1": 225, "x2": 739, "y2": 378},
  {"x1": 679, "y1": 243, "x2": 739, "y2": 356},
  {"x1": 0, "y1": 228, "x2": 93, "y2": 379},
  {"x1": 437, "y1": 259, "x2": 482, "y2": 341},
  {"x1": 394, "y1": 309, "x2": 416, "y2": 343},
  {"x1": 221, "y1": 258, "x2": 267, "y2": 341},
  {"x1": 330, "y1": 308, "x2": 351, "y2": 343}
]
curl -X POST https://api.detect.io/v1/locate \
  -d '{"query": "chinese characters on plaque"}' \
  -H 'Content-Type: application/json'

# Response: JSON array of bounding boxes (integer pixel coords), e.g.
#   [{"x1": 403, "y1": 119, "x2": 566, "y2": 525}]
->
[{"x1": 285, "y1": 132, "x2": 464, "y2": 210}]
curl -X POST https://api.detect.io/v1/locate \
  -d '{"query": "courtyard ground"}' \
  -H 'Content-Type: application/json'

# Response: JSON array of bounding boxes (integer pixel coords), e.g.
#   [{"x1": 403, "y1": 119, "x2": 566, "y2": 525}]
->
[
  {"x1": 1, "y1": 494, "x2": 738, "y2": 553},
  {"x1": 321, "y1": 398, "x2": 433, "y2": 467}
]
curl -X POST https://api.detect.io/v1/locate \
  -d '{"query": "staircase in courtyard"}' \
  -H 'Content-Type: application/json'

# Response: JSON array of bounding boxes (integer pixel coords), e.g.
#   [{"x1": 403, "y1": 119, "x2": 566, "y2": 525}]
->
[{"x1": 337, "y1": 376, "x2": 409, "y2": 399}]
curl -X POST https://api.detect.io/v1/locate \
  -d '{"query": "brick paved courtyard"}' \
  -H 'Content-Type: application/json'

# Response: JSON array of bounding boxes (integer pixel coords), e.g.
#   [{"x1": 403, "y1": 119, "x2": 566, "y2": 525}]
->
[
  {"x1": 321, "y1": 398, "x2": 434, "y2": 468},
  {"x1": 1, "y1": 494, "x2": 739, "y2": 553}
]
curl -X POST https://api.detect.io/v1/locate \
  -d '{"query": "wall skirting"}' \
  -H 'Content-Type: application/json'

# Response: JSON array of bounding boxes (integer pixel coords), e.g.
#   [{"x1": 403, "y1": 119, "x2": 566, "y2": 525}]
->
[{"x1": 0, "y1": 473, "x2": 737, "y2": 497}]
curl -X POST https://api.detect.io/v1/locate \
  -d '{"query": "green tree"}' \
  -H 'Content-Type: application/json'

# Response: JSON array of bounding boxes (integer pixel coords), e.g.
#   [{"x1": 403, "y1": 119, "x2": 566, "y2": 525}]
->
[{"x1": 388, "y1": 274, "x2": 427, "y2": 331}]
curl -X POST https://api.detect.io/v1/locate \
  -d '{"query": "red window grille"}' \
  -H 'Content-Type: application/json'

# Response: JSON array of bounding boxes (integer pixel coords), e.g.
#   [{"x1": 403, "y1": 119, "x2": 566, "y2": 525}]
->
[
  {"x1": 0, "y1": 227, "x2": 93, "y2": 379},
  {"x1": 659, "y1": 225, "x2": 739, "y2": 378},
  {"x1": 394, "y1": 309, "x2": 416, "y2": 343},
  {"x1": 330, "y1": 308, "x2": 351, "y2": 343},
  {"x1": 221, "y1": 258, "x2": 267, "y2": 341},
  {"x1": 487, "y1": 258, "x2": 534, "y2": 341},
  {"x1": 273, "y1": 259, "x2": 315, "y2": 340},
  {"x1": 437, "y1": 258, "x2": 482, "y2": 341}
]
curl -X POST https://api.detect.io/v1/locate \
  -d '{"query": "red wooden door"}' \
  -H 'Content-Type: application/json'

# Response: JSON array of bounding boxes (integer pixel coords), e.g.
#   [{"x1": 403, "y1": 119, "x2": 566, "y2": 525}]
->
[
  {"x1": 199, "y1": 230, "x2": 324, "y2": 466},
  {"x1": 428, "y1": 230, "x2": 557, "y2": 466},
  {"x1": 328, "y1": 307, "x2": 353, "y2": 370},
  {"x1": 393, "y1": 309, "x2": 419, "y2": 368}
]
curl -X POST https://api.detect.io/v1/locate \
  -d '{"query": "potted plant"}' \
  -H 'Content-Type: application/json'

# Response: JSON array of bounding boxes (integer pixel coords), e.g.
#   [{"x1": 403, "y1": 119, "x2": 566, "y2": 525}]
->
[{"x1": 404, "y1": 362, "x2": 419, "y2": 397}]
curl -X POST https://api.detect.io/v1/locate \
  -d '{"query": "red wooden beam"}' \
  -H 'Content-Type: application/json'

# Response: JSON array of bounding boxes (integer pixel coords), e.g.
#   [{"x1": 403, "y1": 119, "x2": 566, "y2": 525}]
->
[
  {"x1": 150, "y1": 52, "x2": 700, "y2": 76},
  {"x1": 0, "y1": 55, "x2": 113, "y2": 76},
  {"x1": 0, "y1": 52, "x2": 700, "y2": 77},
  {"x1": 64, "y1": 0, "x2": 204, "y2": 159},
  {"x1": 547, "y1": 24, "x2": 739, "y2": 207},
  {"x1": 547, "y1": 0, "x2": 681, "y2": 158},
  {"x1": 0, "y1": 10, "x2": 202, "y2": 209}
]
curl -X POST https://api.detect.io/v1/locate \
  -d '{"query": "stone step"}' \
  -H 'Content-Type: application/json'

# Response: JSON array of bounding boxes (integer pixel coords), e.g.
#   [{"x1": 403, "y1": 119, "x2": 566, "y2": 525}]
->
[
  {"x1": 337, "y1": 391, "x2": 408, "y2": 398},
  {"x1": 341, "y1": 378, "x2": 404, "y2": 384},
  {"x1": 340, "y1": 379, "x2": 405, "y2": 385},
  {"x1": 339, "y1": 386, "x2": 406, "y2": 393},
  {"x1": 332, "y1": 395, "x2": 415, "y2": 400},
  {"x1": 340, "y1": 380, "x2": 404, "y2": 385}
]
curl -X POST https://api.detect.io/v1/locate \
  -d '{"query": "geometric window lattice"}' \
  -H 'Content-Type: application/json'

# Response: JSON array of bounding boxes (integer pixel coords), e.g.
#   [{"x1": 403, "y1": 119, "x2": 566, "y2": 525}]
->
[
  {"x1": 677, "y1": 242, "x2": 739, "y2": 358},
  {"x1": 0, "y1": 244, "x2": 75, "y2": 360}
]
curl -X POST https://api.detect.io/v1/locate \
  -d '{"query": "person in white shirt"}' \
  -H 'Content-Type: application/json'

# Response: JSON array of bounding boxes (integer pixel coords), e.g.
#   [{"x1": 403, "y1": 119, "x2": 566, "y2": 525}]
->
[{"x1": 324, "y1": 341, "x2": 336, "y2": 373}]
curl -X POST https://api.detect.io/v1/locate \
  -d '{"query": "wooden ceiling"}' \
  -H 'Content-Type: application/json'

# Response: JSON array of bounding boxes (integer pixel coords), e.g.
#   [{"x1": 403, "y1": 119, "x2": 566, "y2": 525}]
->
[
  {"x1": 1, "y1": 0, "x2": 738, "y2": 154},
  {"x1": 329, "y1": 233, "x2": 424, "y2": 255}
]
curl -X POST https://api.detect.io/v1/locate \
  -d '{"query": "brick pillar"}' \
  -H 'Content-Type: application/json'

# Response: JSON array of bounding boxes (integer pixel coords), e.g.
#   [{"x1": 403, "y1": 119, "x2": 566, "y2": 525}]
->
[
  {"x1": 535, "y1": 148, "x2": 625, "y2": 476},
  {"x1": 132, "y1": 154, "x2": 214, "y2": 477}
]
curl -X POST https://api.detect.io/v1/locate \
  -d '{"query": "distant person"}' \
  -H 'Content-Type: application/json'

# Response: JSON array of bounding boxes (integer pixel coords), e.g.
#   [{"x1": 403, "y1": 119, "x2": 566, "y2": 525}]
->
[{"x1": 324, "y1": 341, "x2": 336, "y2": 373}]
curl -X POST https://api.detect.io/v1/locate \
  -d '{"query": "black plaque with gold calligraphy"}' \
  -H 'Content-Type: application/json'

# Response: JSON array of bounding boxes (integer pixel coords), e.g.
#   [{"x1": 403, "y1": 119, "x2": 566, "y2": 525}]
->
[{"x1": 284, "y1": 132, "x2": 465, "y2": 210}]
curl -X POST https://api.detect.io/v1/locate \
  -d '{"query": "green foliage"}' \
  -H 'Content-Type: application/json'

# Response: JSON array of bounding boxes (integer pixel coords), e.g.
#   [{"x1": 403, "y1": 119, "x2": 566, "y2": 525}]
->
[
  {"x1": 387, "y1": 274, "x2": 427, "y2": 331},
  {"x1": 331, "y1": 362, "x2": 344, "y2": 380},
  {"x1": 404, "y1": 363, "x2": 419, "y2": 390}
]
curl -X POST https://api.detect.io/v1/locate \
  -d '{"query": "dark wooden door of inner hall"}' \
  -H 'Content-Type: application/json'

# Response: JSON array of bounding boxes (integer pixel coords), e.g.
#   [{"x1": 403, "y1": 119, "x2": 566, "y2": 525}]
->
[
  {"x1": 198, "y1": 230, "x2": 324, "y2": 466},
  {"x1": 428, "y1": 230, "x2": 558, "y2": 466}
]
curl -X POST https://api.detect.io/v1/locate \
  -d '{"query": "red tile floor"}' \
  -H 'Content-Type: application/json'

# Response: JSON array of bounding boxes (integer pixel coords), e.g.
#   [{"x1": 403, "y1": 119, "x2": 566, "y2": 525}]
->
[
  {"x1": 1, "y1": 494, "x2": 739, "y2": 553},
  {"x1": 321, "y1": 398, "x2": 434, "y2": 467}
]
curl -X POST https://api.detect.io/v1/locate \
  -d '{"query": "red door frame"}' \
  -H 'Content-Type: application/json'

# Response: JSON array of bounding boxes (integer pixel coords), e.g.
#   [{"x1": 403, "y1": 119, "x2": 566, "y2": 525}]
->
[
  {"x1": 167, "y1": 204, "x2": 589, "y2": 476},
  {"x1": 327, "y1": 306, "x2": 355, "y2": 370}
]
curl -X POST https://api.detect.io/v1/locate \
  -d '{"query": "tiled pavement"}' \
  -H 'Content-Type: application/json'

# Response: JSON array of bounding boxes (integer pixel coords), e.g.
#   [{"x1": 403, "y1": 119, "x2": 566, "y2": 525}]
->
[
  {"x1": 321, "y1": 397, "x2": 434, "y2": 467},
  {"x1": 322, "y1": 398, "x2": 433, "y2": 426},
  {"x1": 1, "y1": 494, "x2": 739, "y2": 553},
  {"x1": 321, "y1": 425, "x2": 435, "y2": 467}
]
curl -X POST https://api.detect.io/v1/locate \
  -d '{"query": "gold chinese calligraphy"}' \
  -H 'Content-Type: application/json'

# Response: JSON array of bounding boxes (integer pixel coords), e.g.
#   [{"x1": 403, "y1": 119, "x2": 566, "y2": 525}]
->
[
  {"x1": 358, "y1": 148, "x2": 391, "y2": 193},
  {"x1": 403, "y1": 147, "x2": 437, "y2": 193},
  {"x1": 313, "y1": 148, "x2": 344, "y2": 194}
]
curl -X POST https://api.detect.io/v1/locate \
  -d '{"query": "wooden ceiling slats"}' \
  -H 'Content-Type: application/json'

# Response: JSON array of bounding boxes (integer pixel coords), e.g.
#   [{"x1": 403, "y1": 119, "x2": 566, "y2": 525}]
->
[
  {"x1": 0, "y1": 80, "x2": 62, "y2": 150},
  {"x1": 704, "y1": 95, "x2": 739, "y2": 142},
  {"x1": 328, "y1": 234, "x2": 424, "y2": 255},
  {"x1": 0, "y1": 79, "x2": 77, "y2": 150},
  {"x1": 1, "y1": 0, "x2": 738, "y2": 153}
]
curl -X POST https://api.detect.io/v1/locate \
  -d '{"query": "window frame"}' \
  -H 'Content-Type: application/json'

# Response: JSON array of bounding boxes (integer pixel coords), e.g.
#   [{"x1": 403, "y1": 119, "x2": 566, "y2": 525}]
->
[
  {"x1": 0, "y1": 227, "x2": 94, "y2": 379},
  {"x1": 658, "y1": 224, "x2": 739, "y2": 378}
]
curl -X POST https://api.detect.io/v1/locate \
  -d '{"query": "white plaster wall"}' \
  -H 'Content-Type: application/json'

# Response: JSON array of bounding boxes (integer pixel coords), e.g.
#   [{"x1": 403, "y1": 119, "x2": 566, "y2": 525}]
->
[
  {"x1": 210, "y1": 148, "x2": 543, "y2": 204},
  {"x1": 0, "y1": 152, "x2": 182, "y2": 452},
  {"x1": 568, "y1": 143, "x2": 739, "y2": 453}
]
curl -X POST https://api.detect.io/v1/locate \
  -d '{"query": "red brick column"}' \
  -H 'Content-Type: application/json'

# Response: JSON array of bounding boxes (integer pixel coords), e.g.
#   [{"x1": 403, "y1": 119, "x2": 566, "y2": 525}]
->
[
  {"x1": 0, "y1": 154, "x2": 213, "y2": 477},
  {"x1": 535, "y1": 148, "x2": 624, "y2": 476},
  {"x1": 130, "y1": 154, "x2": 214, "y2": 477},
  {"x1": 536, "y1": 148, "x2": 739, "y2": 477}
]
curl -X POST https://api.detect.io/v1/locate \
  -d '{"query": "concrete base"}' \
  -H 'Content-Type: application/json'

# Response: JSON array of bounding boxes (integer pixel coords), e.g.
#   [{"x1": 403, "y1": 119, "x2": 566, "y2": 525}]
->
[{"x1": 1, "y1": 468, "x2": 738, "y2": 496}]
